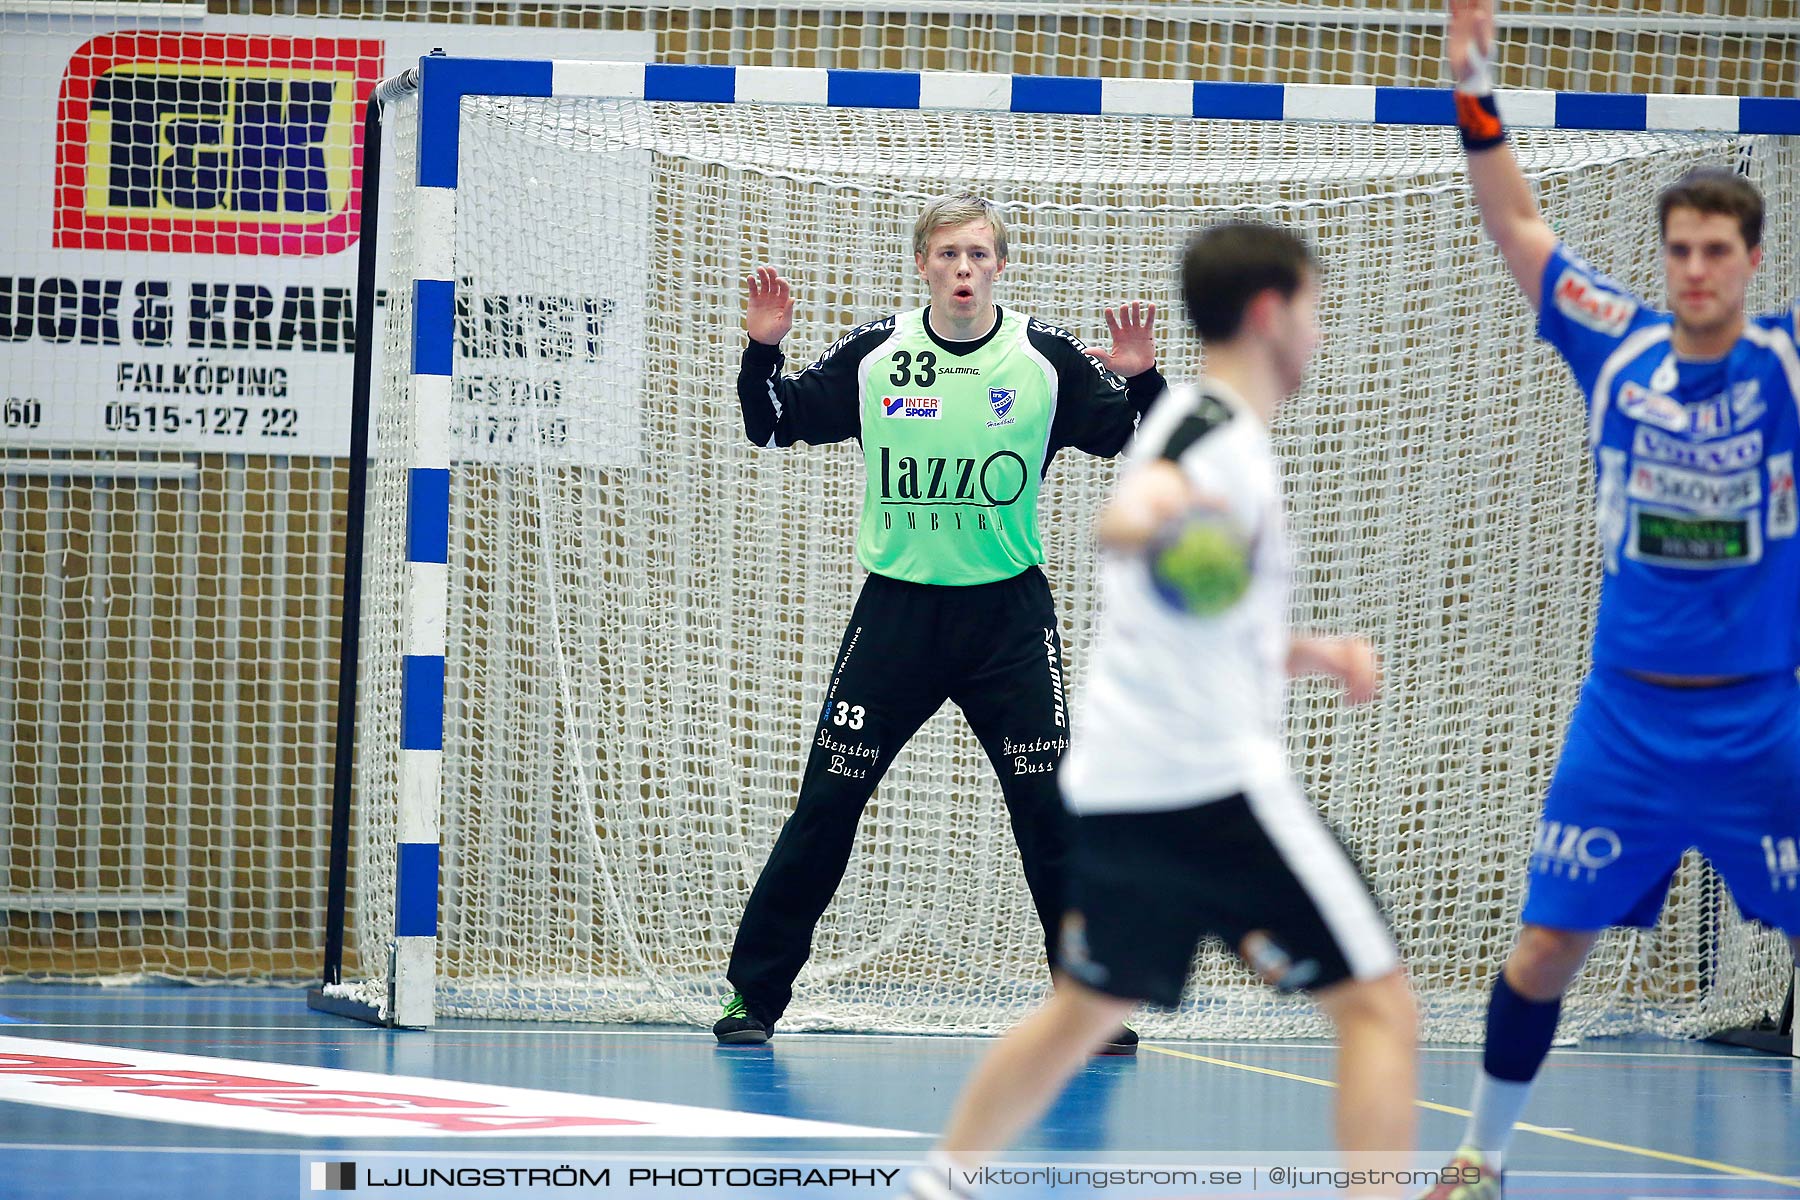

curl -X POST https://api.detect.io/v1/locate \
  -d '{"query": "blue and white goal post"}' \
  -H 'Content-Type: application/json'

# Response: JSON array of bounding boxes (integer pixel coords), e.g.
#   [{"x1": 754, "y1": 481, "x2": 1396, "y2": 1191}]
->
[{"x1": 311, "y1": 54, "x2": 1799, "y2": 1049}]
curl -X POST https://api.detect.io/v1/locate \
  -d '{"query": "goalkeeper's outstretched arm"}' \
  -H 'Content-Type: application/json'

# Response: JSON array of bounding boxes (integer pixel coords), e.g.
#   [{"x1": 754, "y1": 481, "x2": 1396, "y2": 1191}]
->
[
  {"x1": 1041, "y1": 303, "x2": 1168, "y2": 459},
  {"x1": 735, "y1": 266, "x2": 875, "y2": 448},
  {"x1": 1449, "y1": 0, "x2": 1557, "y2": 312}
]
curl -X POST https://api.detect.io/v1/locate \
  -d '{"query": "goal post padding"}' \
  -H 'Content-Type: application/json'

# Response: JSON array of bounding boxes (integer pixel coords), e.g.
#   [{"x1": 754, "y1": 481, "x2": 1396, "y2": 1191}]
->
[{"x1": 328, "y1": 57, "x2": 1800, "y2": 1037}]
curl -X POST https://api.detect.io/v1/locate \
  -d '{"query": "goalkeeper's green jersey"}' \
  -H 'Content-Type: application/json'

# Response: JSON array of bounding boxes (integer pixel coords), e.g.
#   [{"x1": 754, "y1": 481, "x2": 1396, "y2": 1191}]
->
[{"x1": 738, "y1": 305, "x2": 1165, "y2": 587}]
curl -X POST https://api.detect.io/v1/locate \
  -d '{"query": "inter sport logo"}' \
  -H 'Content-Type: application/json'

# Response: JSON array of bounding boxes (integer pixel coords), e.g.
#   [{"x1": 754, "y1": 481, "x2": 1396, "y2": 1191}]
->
[{"x1": 882, "y1": 395, "x2": 940, "y2": 419}]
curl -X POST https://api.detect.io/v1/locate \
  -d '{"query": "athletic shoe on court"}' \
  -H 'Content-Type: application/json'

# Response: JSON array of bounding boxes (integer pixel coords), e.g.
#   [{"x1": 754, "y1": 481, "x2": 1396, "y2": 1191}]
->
[
  {"x1": 1096, "y1": 1023, "x2": 1139, "y2": 1056},
  {"x1": 1416, "y1": 1149, "x2": 1500, "y2": 1199},
  {"x1": 712, "y1": 992, "x2": 773, "y2": 1044}
]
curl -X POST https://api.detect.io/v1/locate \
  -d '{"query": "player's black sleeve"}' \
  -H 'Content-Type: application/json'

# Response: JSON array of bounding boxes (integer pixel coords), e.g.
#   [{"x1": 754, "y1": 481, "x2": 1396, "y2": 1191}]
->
[
  {"x1": 1157, "y1": 390, "x2": 1236, "y2": 462},
  {"x1": 1028, "y1": 317, "x2": 1167, "y2": 459},
  {"x1": 736, "y1": 317, "x2": 894, "y2": 448}
]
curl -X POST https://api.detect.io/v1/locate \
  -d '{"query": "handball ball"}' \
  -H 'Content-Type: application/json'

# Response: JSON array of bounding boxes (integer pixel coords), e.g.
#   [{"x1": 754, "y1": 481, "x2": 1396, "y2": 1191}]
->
[{"x1": 1147, "y1": 510, "x2": 1250, "y2": 615}]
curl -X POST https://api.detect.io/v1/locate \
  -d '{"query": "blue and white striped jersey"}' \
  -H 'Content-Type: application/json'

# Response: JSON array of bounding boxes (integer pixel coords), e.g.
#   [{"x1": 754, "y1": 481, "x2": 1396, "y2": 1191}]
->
[{"x1": 1538, "y1": 241, "x2": 1800, "y2": 677}]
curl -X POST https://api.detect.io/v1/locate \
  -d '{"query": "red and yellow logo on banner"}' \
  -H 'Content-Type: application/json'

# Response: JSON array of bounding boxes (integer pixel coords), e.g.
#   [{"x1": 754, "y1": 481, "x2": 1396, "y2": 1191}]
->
[{"x1": 55, "y1": 33, "x2": 382, "y2": 256}]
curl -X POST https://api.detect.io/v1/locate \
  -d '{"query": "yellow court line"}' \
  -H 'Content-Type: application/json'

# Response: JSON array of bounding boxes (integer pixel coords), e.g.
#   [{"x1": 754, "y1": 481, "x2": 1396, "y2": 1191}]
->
[{"x1": 1140, "y1": 1043, "x2": 1800, "y2": 1191}]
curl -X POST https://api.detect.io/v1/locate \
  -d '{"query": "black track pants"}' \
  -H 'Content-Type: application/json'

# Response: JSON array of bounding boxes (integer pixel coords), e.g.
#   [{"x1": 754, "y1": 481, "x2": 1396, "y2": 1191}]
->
[{"x1": 726, "y1": 567, "x2": 1074, "y2": 1022}]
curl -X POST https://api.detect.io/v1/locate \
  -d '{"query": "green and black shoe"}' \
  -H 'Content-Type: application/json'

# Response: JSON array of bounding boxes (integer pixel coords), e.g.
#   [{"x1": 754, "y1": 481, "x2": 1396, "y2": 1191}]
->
[{"x1": 712, "y1": 992, "x2": 773, "y2": 1045}]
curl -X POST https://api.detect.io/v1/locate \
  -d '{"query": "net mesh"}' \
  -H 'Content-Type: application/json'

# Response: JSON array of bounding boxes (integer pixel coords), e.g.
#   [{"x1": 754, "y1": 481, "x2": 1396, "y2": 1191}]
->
[
  {"x1": 0, "y1": 1, "x2": 1792, "y2": 1026},
  {"x1": 350, "y1": 92, "x2": 1798, "y2": 1038},
  {"x1": 2, "y1": 12, "x2": 377, "y2": 982},
  {"x1": 0, "y1": 455, "x2": 345, "y2": 979}
]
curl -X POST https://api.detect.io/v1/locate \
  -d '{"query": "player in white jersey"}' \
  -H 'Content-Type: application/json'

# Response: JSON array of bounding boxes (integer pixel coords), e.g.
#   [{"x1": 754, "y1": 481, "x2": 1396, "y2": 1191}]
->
[{"x1": 899, "y1": 222, "x2": 1420, "y2": 1200}]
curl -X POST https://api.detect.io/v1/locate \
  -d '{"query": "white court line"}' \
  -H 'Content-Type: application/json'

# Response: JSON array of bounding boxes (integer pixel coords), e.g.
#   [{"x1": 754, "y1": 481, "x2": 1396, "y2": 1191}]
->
[
  {"x1": 6, "y1": 1019, "x2": 1786, "y2": 1065},
  {"x1": 0, "y1": 994, "x2": 299, "y2": 1005},
  {"x1": 10, "y1": 1024, "x2": 1785, "y2": 1061},
  {"x1": 0, "y1": 1144, "x2": 301, "y2": 1156}
]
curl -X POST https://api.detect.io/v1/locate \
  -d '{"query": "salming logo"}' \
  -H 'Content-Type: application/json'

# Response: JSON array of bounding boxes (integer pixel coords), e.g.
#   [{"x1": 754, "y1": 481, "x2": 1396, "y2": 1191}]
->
[
  {"x1": 1043, "y1": 627, "x2": 1066, "y2": 729},
  {"x1": 1028, "y1": 316, "x2": 1125, "y2": 389},
  {"x1": 797, "y1": 316, "x2": 894, "y2": 377}
]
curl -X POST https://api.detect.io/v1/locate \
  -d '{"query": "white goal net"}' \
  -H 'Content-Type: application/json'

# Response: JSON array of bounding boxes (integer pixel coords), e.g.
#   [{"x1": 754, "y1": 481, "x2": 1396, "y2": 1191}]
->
[{"x1": 349, "y1": 87, "x2": 1797, "y2": 1040}]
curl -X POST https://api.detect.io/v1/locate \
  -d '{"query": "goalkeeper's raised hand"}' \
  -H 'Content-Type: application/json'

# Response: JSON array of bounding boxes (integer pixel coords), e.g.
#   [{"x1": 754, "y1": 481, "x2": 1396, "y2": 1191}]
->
[
  {"x1": 744, "y1": 266, "x2": 796, "y2": 346},
  {"x1": 1084, "y1": 301, "x2": 1158, "y2": 378}
]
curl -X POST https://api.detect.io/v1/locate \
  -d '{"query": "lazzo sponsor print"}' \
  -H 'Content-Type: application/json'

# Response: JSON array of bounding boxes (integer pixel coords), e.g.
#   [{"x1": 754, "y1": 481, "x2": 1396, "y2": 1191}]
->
[{"x1": 1529, "y1": 820, "x2": 1622, "y2": 882}]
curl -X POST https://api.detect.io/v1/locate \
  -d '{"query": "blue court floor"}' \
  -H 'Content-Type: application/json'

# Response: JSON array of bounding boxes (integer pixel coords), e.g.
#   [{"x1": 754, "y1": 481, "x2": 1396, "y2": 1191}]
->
[{"x1": 0, "y1": 982, "x2": 1793, "y2": 1199}]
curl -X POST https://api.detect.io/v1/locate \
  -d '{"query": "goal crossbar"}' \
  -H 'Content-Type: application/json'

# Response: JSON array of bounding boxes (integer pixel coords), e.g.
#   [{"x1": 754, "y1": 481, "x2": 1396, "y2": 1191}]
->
[{"x1": 413, "y1": 58, "x2": 1800, "y2": 189}]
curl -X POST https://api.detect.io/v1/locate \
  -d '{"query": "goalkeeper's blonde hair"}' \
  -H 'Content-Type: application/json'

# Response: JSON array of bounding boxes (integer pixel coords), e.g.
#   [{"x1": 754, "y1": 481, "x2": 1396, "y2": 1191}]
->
[{"x1": 913, "y1": 193, "x2": 1009, "y2": 261}]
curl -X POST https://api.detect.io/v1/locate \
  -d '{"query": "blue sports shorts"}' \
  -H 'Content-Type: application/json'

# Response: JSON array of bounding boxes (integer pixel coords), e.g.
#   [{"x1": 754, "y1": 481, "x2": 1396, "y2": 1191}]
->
[{"x1": 1522, "y1": 666, "x2": 1800, "y2": 935}]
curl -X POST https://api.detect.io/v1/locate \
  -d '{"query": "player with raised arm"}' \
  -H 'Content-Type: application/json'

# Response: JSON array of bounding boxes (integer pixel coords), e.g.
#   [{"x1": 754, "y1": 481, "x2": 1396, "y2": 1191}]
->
[
  {"x1": 714, "y1": 193, "x2": 1166, "y2": 1050},
  {"x1": 899, "y1": 221, "x2": 1418, "y2": 1200},
  {"x1": 1425, "y1": 3, "x2": 1800, "y2": 1196}
]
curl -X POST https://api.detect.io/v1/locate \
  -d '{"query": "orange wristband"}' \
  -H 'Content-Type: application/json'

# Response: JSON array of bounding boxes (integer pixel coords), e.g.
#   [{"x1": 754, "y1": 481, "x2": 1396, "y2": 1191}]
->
[{"x1": 1455, "y1": 91, "x2": 1505, "y2": 152}]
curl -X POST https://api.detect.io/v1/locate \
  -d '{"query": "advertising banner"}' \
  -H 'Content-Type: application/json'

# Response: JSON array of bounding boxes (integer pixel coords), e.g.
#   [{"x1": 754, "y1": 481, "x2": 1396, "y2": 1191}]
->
[{"x1": 0, "y1": 16, "x2": 653, "y2": 458}]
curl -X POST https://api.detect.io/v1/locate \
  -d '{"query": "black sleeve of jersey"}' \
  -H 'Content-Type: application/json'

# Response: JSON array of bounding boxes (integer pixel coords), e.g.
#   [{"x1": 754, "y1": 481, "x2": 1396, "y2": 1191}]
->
[
  {"x1": 736, "y1": 318, "x2": 892, "y2": 448},
  {"x1": 1029, "y1": 318, "x2": 1168, "y2": 459},
  {"x1": 1157, "y1": 392, "x2": 1236, "y2": 462}
]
